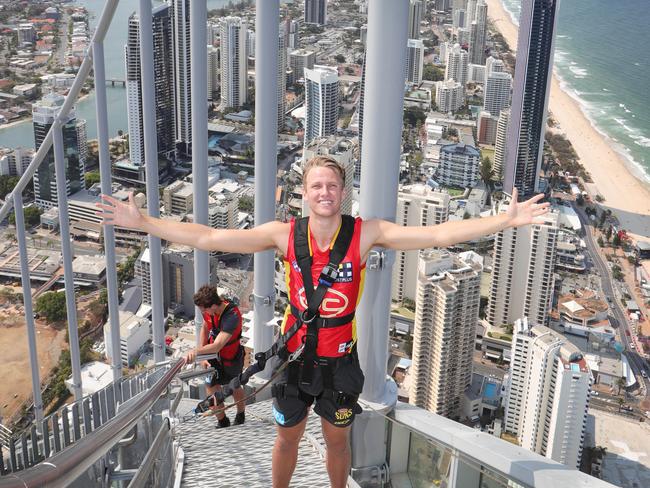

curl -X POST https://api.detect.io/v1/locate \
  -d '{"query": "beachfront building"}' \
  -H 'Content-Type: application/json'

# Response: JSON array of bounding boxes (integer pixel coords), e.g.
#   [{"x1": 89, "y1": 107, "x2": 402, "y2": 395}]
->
[
  {"x1": 468, "y1": 0, "x2": 488, "y2": 65},
  {"x1": 493, "y1": 108, "x2": 510, "y2": 180},
  {"x1": 410, "y1": 250, "x2": 482, "y2": 418},
  {"x1": 504, "y1": 0, "x2": 560, "y2": 197}
]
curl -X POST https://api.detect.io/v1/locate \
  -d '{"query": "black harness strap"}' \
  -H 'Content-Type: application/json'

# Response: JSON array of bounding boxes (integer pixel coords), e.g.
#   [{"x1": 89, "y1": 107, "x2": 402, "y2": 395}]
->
[{"x1": 295, "y1": 215, "x2": 356, "y2": 386}]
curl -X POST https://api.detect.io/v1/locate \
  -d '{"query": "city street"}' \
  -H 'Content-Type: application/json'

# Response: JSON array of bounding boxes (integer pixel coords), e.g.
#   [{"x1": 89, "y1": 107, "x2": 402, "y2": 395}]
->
[{"x1": 573, "y1": 204, "x2": 650, "y2": 401}]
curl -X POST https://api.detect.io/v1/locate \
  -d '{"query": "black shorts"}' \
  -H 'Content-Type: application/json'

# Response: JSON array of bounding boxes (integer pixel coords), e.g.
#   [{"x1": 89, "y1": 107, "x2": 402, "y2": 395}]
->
[
  {"x1": 272, "y1": 351, "x2": 365, "y2": 429},
  {"x1": 207, "y1": 346, "x2": 244, "y2": 388}
]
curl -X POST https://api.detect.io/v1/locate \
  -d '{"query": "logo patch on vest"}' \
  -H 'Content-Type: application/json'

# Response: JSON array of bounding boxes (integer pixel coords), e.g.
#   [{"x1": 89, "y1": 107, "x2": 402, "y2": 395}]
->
[
  {"x1": 337, "y1": 262, "x2": 353, "y2": 282},
  {"x1": 338, "y1": 340, "x2": 353, "y2": 354},
  {"x1": 291, "y1": 260, "x2": 300, "y2": 272},
  {"x1": 273, "y1": 406, "x2": 285, "y2": 425}
]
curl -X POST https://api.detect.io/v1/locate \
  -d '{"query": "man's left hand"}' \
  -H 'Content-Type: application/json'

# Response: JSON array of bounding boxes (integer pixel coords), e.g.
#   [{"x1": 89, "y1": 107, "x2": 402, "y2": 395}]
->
[{"x1": 506, "y1": 188, "x2": 551, "y2": 228}]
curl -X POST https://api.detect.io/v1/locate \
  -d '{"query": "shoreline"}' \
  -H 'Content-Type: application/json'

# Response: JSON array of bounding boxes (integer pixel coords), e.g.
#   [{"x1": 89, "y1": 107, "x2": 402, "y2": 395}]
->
[{"x1": 485, "y1": 0, "x2": 650, "y2": 239}]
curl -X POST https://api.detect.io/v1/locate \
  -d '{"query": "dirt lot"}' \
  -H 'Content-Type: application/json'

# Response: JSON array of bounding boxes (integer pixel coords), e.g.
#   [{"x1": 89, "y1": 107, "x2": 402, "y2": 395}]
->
[{"x1": 0, "y1": 306, "x2": 67, "y2": 424}]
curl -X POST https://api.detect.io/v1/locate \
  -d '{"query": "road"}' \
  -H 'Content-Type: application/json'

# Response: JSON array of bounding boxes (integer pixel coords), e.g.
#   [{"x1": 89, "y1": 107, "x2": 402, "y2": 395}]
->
[{"x1": 573, "y1": 204, "x2": 650, "y2": 399}]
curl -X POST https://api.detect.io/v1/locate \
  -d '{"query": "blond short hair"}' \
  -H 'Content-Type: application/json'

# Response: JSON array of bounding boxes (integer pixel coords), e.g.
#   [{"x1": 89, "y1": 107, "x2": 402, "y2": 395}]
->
[{"x1": 303, "y1": 155, "x2": 345, "y2": 186}]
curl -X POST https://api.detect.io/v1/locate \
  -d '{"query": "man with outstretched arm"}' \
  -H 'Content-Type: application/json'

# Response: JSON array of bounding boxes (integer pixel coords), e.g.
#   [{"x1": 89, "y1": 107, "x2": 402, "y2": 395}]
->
[{"x1": 97, "y1": 155, "x2": 549, "y2": 488}]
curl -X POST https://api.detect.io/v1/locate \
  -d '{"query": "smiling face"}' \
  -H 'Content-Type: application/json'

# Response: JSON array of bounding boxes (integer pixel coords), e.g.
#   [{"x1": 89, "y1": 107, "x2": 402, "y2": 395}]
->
[{"x1": 303, "y1": 166, "x2": 346, "y2": 218}]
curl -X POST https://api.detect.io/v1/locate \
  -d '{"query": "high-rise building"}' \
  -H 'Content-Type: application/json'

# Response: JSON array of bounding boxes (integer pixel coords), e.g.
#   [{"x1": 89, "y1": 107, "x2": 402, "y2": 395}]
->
[
  {"x1": 32, "y1": 93, "x2": 86, "y2": 208},
  {"x1": 304, "y1": 0, "x2": 327, "y2": 26},
  {"x1": 435, "y1": 80, "x2": 464, "y2": 113},
  {"x1": 505, "y1": 320, "x2": 591, "y2": 468},
  {"x1": 410, "y1": 250, "x2": 482, "y2": 418},
  {"x1": 484, "y1": 57, "x2": 505, "y2": 84},
  {"x1": 16, "y1": 23, "x2": 36, "y2": 48},
  {"x1": 477, "y1": 111, "x2": 499, "y2": 145},
  {"x1": 220, "y1": 17, "x2": 248, "y2": 109},
  {"x1": 289, "y1": 49, "x2": 315, "y2": 84},
  {"x1": 277, "y1": 34, "x2": 287, "y2": 130},
  {"x1": 487, "y1": 208, "x2": 558, "y2": 328},
  {"x1": 493, "y1": 108, "x2": 509, "y2": 180},
  {"x1": 357, "y1": 53, "x2": 367, "y2": 173},
  {"x1": 468, "y1": 0, "x2": 487, "y2": 64},
  {"x1": 125, "y1": 5, "x2": 176, "y2": 172},
  {"x1": 0, "y1": 148, "x2": 33, "y2": 177},
  {"x1": 444, "y1": 43, "x2": 468, "y2": 86},
  {"x1": 452, "y1": 9, "x2": 466, "y2": 30},
  {"x1": 287, "y1": 19, "x2": 300, "y2": 49},
  {"x1": 207, "y1": 45, "x2": 219, "y2": 102},
  {"x1": 406, "y1": 39, "x2": 425, "y2": 85},
  {"x1": 437, "y1": 143, "x2": 480, "y2": 188},
  {"x1": 302, "y1": 136, "x2": 357, "y2": 216},
  {"x1": 172, "y1": 0, "x2": 192, "y2": 157},
  {"x1": 505, "y1": 0, "x2": 560, "y2": 197},
  {"x1": 137, "y1": 244, "x2": 218, "y2": 317},
  {"x1": 467, "y1": 63, "x2": 486, "y2": 84},
  {"x1": 408, "y1": 0, "x2": 423, "y2": 39},
  {"x1": 392, "y1": 185, "x2": 450, "y2": 302},
  {"x1": 247, "y1": 29, "x2": 256, "y2": 59},
  {"x1": 483, "y1": 71, "x2": 512, "y2": 117},
  {"x1": 304, "y1": 65, "x2": 339, "y2": 145},
  {"x1": 456, "y1": 27, "x2": 471, "y2": 47},
  {"x1": 466, "y1": 0, "x2": 478, "y2": 23}
]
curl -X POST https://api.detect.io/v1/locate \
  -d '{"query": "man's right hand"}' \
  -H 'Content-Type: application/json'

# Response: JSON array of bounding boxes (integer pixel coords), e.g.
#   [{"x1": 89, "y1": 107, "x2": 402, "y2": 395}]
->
[{"x1": 95, "y1": 192, "x2": 144, "y2": 229}]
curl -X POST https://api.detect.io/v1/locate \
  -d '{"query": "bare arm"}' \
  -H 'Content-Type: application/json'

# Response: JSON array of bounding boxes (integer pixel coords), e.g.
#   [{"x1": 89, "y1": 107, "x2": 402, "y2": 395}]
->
[
  {"x1": 361, "y1": 189, "x2": 550, "y2": 254},
  {"x1": 96, "y1": 193, "x2": 290, "y2": 255},
  {"x1": 186, "y1": 330, "x2": 233, "y2": 363}
]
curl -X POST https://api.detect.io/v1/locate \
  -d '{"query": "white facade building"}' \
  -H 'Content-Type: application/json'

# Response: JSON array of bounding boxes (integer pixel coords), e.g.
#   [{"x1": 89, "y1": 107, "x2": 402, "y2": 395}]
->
[
  {"x1": 435, "y1": 80, "x2": 464, "y2": 113},
  {"x1": 304, "y1": 65, "x2": 339, "y2": 145},
  {"x1": 410, "y1": 250, "x2": 482, "y2": 418},
  {"x1": 437, "y1": 143, "x2": 480, "y2": 188},
  {"x1": 445, "y1": 43, "x2": 469, "y2": 87},
  {"x1": 406, "y1": 39, "x2": 425, "y2": 85},
  {"x1": 220, "y1": 17, "x2": 248, "y2": 109},
  {"x1": 104, "y1": 311, "x2": 151, "y2": 367},
  {"x1": 487, "y1": 208, "x2": 559, "y2": 328},
  {"x1": 505, "y1": 320, "x2": 591, "y2": 468},
  {"x1": 392, "y1": 185, "x2": 450, "y2": 302},
  {"x1": 483, "y1": 71, "x2": 512, "y2": 117}
]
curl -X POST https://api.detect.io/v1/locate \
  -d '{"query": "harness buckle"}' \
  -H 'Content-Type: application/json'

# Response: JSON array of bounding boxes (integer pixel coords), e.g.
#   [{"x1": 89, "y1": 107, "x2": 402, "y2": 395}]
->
[
  {"x1": 300, "y1": 308, "x2": 317, "y2": 324},
  {"x1": 289, "y1": 343, "x2": 305, "y2": 362},
  {"x1": 319, "y1": 263, "x2": 339, "y2": 286}
]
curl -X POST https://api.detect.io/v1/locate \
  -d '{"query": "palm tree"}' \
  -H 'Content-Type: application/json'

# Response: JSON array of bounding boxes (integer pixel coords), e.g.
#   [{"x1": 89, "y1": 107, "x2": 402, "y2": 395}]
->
[
  {"x1": 617, "y1": 397, "x2": 625, "y2": 412},
  {"x1": 616, "y1": 377, "x2": 626, "y2": 396}
]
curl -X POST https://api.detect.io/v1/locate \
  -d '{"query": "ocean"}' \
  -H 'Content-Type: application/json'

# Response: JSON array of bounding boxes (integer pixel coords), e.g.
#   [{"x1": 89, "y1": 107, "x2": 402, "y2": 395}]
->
[{"x1": 500, "y1": 0, "x2": 650, "y2": 184}]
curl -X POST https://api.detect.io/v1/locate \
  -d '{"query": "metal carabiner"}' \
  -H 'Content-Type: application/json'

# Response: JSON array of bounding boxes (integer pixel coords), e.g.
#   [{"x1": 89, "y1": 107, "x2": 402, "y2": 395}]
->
[{"x1": 300, "y1": 308, "x2": 317, "y2": 324}]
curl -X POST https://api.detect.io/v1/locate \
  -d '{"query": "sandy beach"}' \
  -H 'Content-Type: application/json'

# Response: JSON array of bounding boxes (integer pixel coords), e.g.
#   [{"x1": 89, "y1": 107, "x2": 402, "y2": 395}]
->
[{"x1": 485, "y1": 0, "x2": 650, "y2": 239}]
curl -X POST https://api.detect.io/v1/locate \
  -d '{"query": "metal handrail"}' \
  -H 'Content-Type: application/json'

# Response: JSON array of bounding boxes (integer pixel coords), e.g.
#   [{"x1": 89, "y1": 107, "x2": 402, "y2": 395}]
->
[
  {"x1": 0, "y1": 0, "x2": 119, "y2": 223},
  {"x1": 0, "y1": 358, "x2": 185, "y2": 488}
]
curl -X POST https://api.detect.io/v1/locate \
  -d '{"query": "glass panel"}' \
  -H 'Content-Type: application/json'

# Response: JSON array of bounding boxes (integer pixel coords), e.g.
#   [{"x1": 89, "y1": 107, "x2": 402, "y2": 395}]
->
[{"x1": 406, "y1": 431, "x2": 452, "y2": 488}]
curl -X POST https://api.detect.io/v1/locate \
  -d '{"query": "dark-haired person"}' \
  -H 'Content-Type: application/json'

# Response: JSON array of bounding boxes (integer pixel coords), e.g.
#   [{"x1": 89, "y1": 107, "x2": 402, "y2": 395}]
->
[
  {"x1": 97, "y1": 155, "x2": 549, "y2": 488},
  {"x1": 185, "y1": 285, "x2": 245, "y2": 428}
]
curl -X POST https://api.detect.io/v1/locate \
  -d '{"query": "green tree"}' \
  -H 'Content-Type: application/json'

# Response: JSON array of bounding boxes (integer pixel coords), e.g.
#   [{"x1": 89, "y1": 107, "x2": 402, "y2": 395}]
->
[
  {"x1": 35, "y1": 291, "x2": 67, "y2": 323},
  {"x1": 422, "y1": 63, "x2": 444, "y2": 81},
  {"x1": 597, "y1": 236, "x2": 605, "y2": 248},
  {"x1": 85, "y1": 171, "x2": 101, "y2": 189},
  {"x1": 404, "y1": 334, "x2": 413, "y2": 357},
  {"x1": 616, "y1": 377, "x2": 626, "y2": 396},
  {"x1": 334, "y1": 54, "x2": 346, "y2": 63},
  {"x1": 612, "y1": 233, "x2": 621, "y2": 248},
  {"x1": 479, "y1": 156, "x2": 495, "y2": 202},
  {"x1": 403, "y1": 106, "x2": 427, "y2": 128},
  {"x1": 9, "y1": 206, "x2": 42, "y2": 226},
  {"x1": 238, "y1": 195, "x2": 254, "y2": 212},
  {"x1": 0, "y1": 175, "x2": 20, "y2": 199}
]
